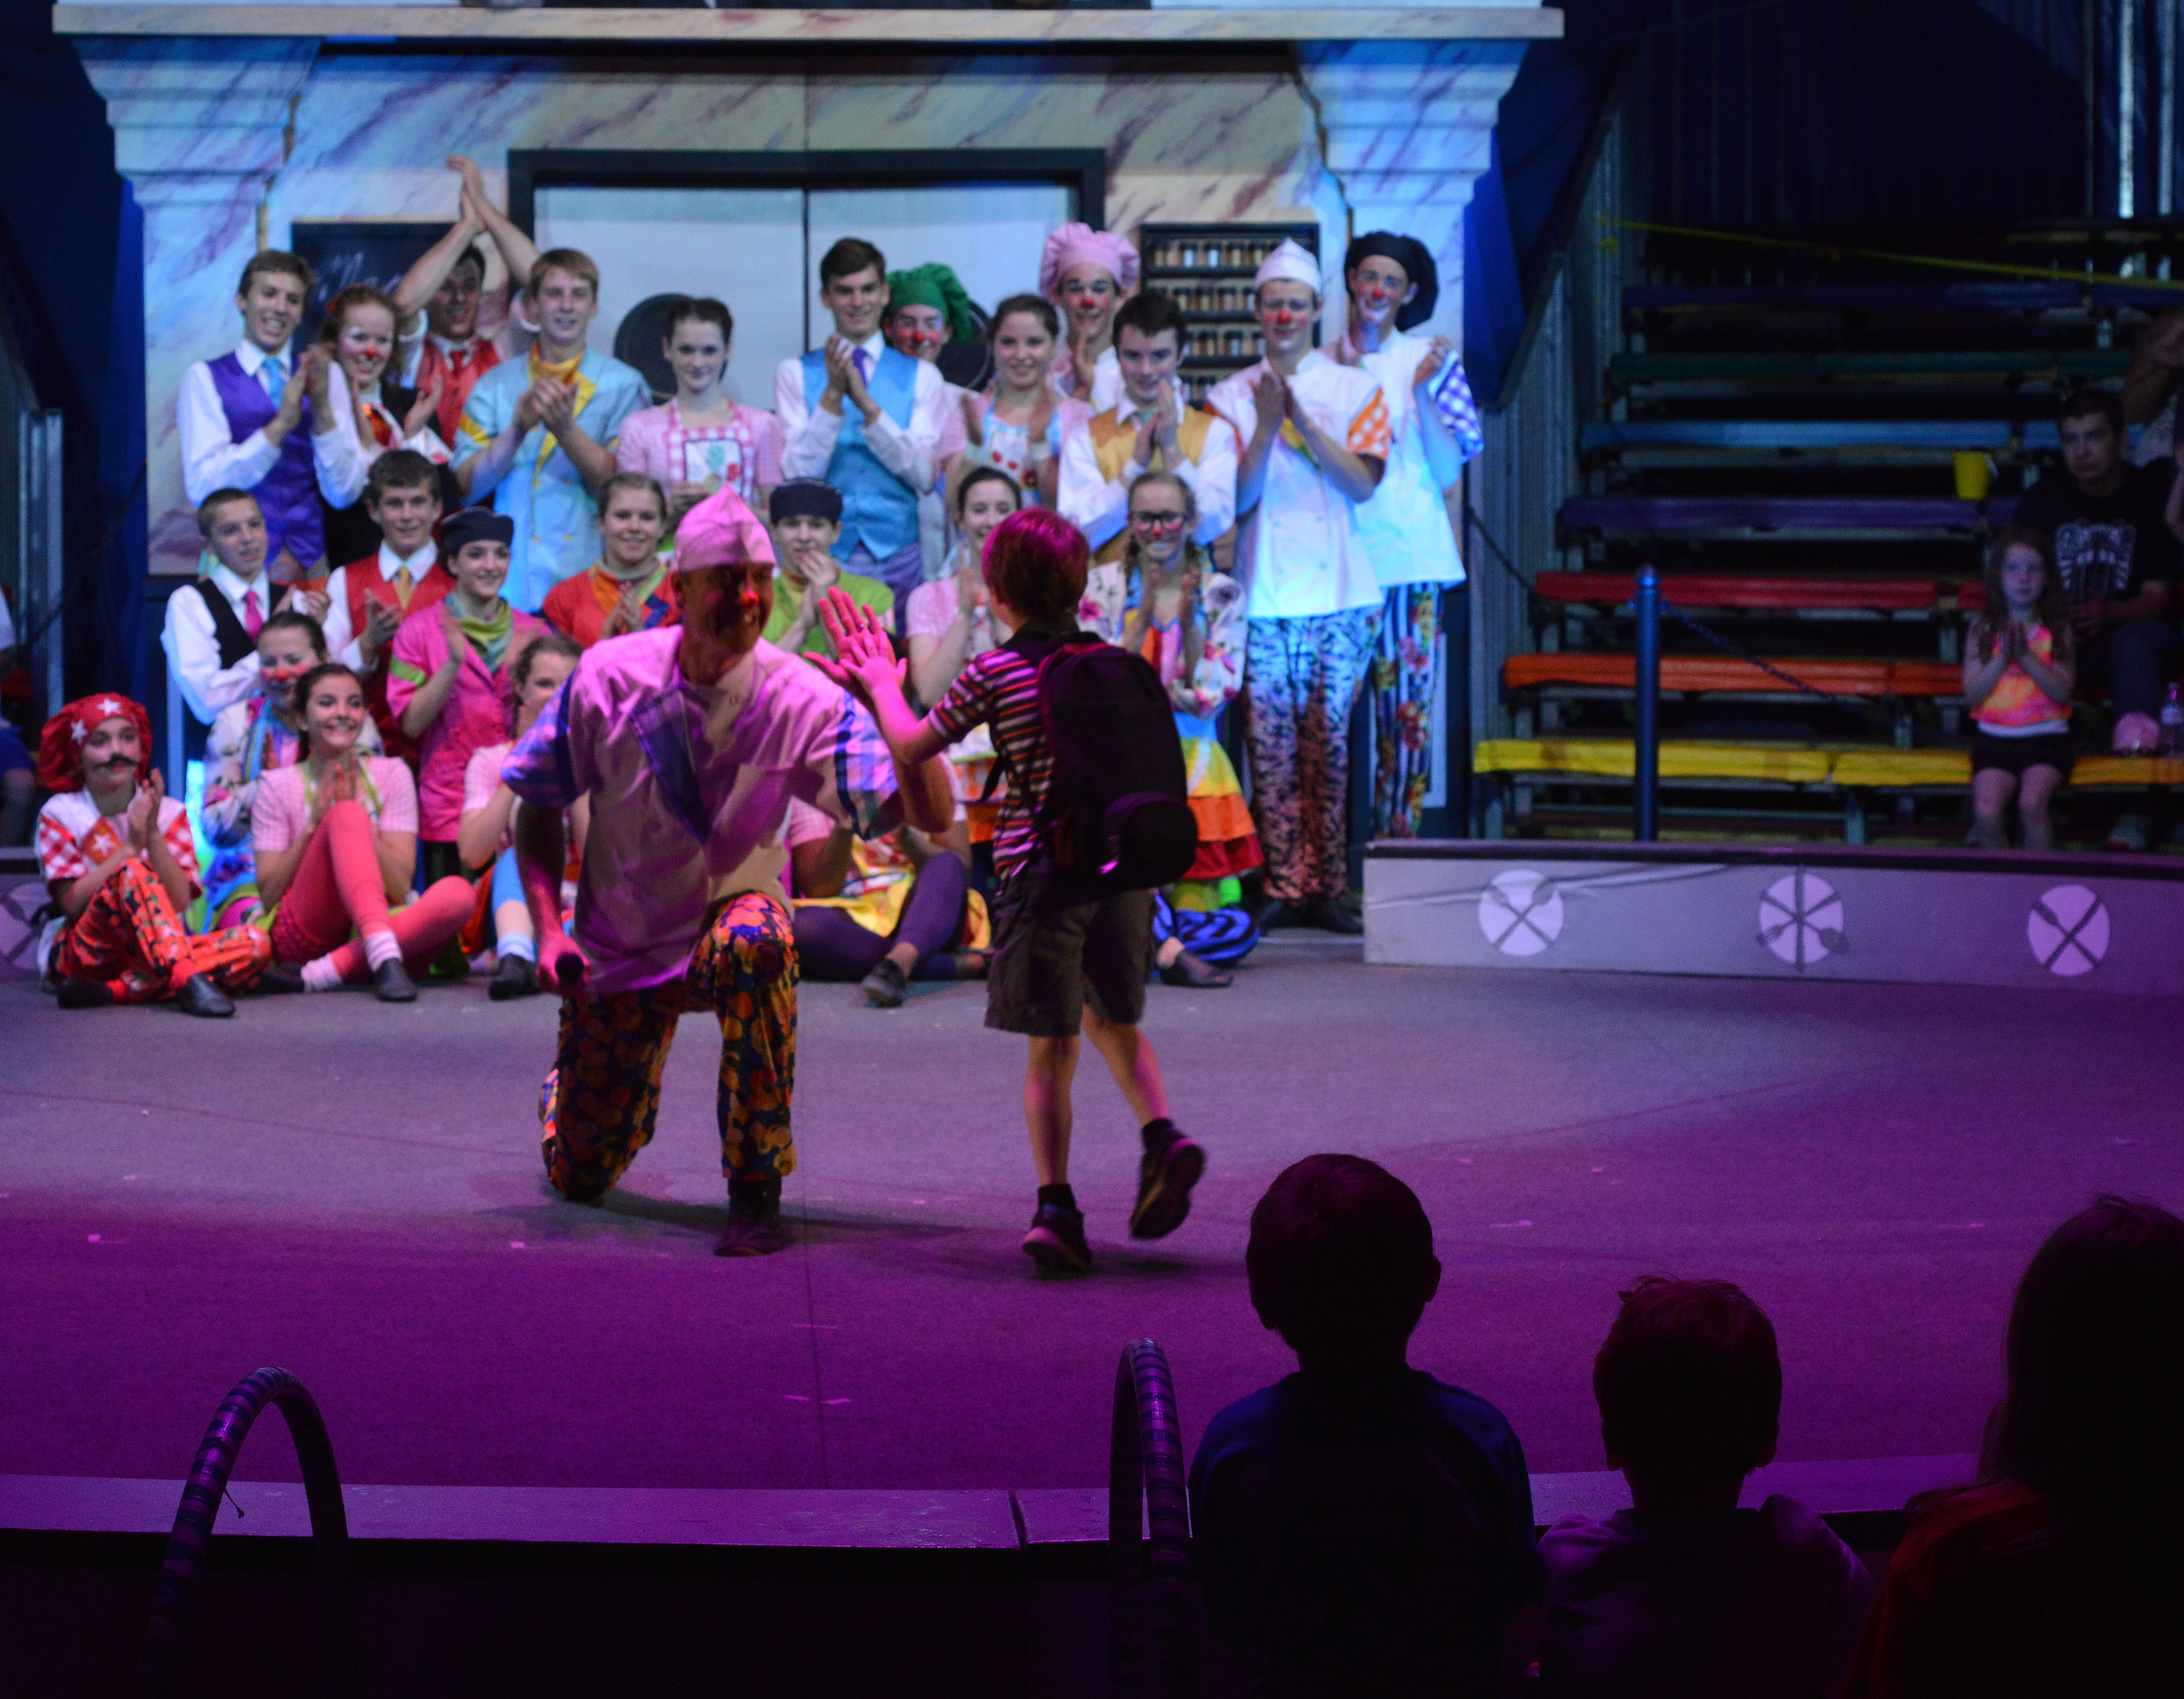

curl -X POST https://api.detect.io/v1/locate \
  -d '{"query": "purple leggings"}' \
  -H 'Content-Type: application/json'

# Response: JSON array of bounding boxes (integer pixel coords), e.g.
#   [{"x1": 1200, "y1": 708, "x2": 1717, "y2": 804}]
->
[{"x1": 793, "y1": 851, "x2": 970, "y2": 981}]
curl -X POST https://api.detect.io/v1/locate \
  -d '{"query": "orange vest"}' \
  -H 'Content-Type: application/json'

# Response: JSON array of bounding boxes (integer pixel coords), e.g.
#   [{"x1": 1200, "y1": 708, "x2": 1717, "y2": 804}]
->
[{"x1": 1086, "y1": 405, "x2": 1220, "y2": 564}]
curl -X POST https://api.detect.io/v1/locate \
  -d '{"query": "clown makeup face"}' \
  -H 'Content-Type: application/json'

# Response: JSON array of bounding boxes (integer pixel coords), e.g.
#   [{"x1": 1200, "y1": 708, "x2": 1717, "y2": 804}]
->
[
  {"x1": 202, "y1": 496, "x2": 269, "y2": 581},
  {"x1": 429, "y1": 252, "x2": 484, "y2": 344},
  {"x1": 237, "y1": 271, "x2": 305, "y2": 356},
  {"x1": 450, "y1": 539, "x2": 511, "y2": 607},
  {"x1": 257, "y1": 624, "x2": 324, "y2": 716},
  {"x1": 514, "y1": 649, "x2": 577, "y2": 737},
  {"x1": 885, "y1": 304, "x2": 948, "y2": 364},
  {"x1": 333, "y1": 301, "x2": 396, "y2": 396},
  {"x1": 302, "y1": 670, "x2": 368, "y2": 757},
  {"x1": 1128, "y1": 475, "x2": 1191, "y2": 575},
  {"x1": 1346, "y1": 255, "x2": 1415, "y2": 334},
  {"x1": 80, "y1": 716, "x2": 143, "y2": 800},
  {"x1": 1255, "y1": 279, "x2": 1318, "y2": 362},
  {"x1": 680, "y1": 562, "x2": 772, "y2": 655},
  {"x1": 1058, "y1": 263, "x2": 1121, "y2": 346},
  {"x1": 991, "y1": 310, "x2": 1057, "y2": 394}
]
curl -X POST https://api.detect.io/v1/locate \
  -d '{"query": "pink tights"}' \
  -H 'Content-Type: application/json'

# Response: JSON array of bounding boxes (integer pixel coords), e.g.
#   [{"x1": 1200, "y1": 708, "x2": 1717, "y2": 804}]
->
[{"x1": 270, "y1": 800, "x2": 475, "y2": 983}]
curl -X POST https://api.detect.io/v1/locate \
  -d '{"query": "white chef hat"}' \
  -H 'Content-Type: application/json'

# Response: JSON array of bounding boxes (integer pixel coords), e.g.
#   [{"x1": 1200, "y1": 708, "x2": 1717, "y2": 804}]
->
[{"x1": 1253, "y1": 239, "x2": 1324, "y2": 296}]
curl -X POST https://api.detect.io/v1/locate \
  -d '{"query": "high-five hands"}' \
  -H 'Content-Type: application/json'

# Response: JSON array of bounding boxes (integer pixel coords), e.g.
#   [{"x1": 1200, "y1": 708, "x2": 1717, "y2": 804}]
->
[{"x1": 808, "y1": 589, "x2": 905, "y2": 711}]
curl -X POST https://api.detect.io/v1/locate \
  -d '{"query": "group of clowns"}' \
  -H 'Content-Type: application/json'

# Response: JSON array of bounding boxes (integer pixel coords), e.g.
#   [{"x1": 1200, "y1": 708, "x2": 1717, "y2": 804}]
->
[{"x1": 31, "y1": 158, "x2": 1481, "y2": 1261}]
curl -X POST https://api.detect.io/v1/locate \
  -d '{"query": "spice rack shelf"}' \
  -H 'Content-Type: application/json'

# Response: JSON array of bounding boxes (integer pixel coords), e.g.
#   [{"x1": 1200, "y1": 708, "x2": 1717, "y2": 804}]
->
[{"x1": 1137, "y1": 220, "x2": 1320, "y2": 404}]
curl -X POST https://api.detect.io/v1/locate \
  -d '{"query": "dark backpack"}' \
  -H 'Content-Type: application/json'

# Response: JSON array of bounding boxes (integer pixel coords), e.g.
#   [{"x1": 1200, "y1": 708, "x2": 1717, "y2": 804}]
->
[{"x1": 991, "y1": 629, "x2": 1199, "y2": 894}]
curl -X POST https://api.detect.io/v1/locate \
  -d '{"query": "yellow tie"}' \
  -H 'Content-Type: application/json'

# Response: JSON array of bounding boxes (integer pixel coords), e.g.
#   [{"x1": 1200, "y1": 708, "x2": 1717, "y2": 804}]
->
[{"x1": 393, "y1": 566, "x2": 414, "y2": 611}]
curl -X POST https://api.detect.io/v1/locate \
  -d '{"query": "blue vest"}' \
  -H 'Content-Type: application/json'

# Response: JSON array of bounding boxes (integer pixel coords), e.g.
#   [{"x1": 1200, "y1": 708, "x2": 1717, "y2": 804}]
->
[{"x1": 800, "y1": 347, "x2": 920, "y2": 560}]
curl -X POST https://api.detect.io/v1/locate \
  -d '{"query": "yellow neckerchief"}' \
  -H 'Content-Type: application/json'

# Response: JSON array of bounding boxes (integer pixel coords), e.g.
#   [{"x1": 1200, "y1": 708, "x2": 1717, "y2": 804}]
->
[{"x1": 527, "y1": 348, "x2": 590, "y2": 470}]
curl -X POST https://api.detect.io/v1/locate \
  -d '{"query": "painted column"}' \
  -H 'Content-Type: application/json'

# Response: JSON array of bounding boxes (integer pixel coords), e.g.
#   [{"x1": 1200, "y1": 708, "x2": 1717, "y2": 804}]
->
[
  {"x1": 1295, "y1": 40, "x2": 1530, "y2": 344},
  {"x1": 75, "y1": 38, "x2": 319, "y2": 578}
]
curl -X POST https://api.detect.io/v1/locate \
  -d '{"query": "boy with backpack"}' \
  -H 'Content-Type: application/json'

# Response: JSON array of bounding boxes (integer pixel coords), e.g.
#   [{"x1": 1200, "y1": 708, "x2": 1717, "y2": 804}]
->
[{"x1": 813, "y1": 507, "x2": 1204, "y2": 1273}]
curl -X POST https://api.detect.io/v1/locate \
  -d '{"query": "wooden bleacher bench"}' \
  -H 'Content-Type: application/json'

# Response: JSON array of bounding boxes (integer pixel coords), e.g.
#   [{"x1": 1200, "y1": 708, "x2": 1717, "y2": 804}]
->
[
  {"x1": 1830, "y1": 748, "x2": 2184, "y2": 790},
  {"x1": 1606, "y1": 348, "x2": 2131, "y2": 388},
  {"x1": 1477, "y1": 738, "x2": 1836, "y2": 783},
  {"x1": 1581, "y1": 420, "x2": 2018, "y2": 453},
  {"x1": 1559, "y1": 494, "x2": 2013, "y2": 539},
  {"x1": 1503, "y1": 653, "x2": 1957, "y2": 698},
  {"x1": 1534, "y1": 572, "x2": 1952, "y2": 613}
]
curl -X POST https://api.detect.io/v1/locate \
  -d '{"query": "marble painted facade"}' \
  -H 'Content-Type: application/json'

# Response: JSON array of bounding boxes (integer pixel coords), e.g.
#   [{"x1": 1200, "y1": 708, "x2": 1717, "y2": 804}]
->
[{"x1": 69, "y1": 22, "x2": 1534, "y2": 576}]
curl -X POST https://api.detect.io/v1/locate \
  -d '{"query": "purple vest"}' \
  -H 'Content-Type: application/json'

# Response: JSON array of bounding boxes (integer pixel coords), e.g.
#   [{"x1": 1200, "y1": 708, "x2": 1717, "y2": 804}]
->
[{"x1": 208, "y1": 352, "x2": 323, "y2": 570}]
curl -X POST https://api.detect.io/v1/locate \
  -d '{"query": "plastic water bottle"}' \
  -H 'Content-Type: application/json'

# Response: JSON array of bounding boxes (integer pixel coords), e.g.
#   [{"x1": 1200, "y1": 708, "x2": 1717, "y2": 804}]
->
[{"x1": 2162, "y1": 686, "x2": 2184, "y2": 757}]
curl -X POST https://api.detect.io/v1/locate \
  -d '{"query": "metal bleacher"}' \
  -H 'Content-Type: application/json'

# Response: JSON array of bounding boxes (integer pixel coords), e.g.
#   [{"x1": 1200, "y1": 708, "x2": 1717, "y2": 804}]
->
[{"x1": 1488, "y1": 245, "x2": 2184, "y2": 844}]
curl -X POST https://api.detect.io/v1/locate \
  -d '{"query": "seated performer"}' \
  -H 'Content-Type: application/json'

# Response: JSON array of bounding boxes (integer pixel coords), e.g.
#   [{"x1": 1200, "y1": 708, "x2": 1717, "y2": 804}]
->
[
  {"x1": 454, "y1": 248, "x2": 649, "y2": 614},
  {"x1": 1079, "y1": 469, "x2": 1259, "y2": 987},
  {"x1": 541, "y1": 472, "x2": 676, "y2": 648},
  {"x1": 951, "y1": 295, "x2": 1088, "y2": 513},
  {"x1": 503, "y1": 488, "x2": 952, "y2": 1256},
  {"x1": 34, "y1": 693, "x2": 270, "y2": 1016},
  {"x1": 200, "y1": 607, "x2": 383, "y2": 931},
  {"x1": 251, "y1": 661, "x2": 475, "y2": 1002},
  {"x1": 763, "y1": 479, "x2": 893, "y2": 658},
  {"x1": 908, "y1": 466, "x2": 1019, "y2": 708},
  {"x1": 1042, "y1": 222, "x2": 1137, "y2": 411},
  {"x1": 178, "y1": 250, "x2": 337, "y2": 588},
  {"x1": 784, "y1": 797, "x2": 988, "y2": 1008},
  {"x1": 388, "y1": 506, "x2": 545, "y2": 885},
  {"x1": 391, "y1": 154, "x2": 541, "y2": 448},
  {"x1": 617, "y1": 297, "x2": 784, "y2": 530},
  {"x1": 318, "y1": 450, "x2": 455, "y2": 764},
  {"x1": 774, "y1": 237, "x2": 951, "y2": 626},
  {"x1": 1333, "y1": 232, "x2": 1483, "y2": 840},
  {"x1": 1059, "y1": 289, "x2": 1238, "y2": 562},
  {"x1": 458, "y1": 630, "x2": 585, "y2": 1001},
  {"x1": 311, "y1": 283, "x2": 458, "y2": 571}
]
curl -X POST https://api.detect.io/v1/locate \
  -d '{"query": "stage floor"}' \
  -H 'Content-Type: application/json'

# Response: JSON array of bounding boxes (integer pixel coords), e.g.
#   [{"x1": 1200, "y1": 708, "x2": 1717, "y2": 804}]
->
[{"x1": 3, "y1": 941, "x2": 2178, "y2": 1495}]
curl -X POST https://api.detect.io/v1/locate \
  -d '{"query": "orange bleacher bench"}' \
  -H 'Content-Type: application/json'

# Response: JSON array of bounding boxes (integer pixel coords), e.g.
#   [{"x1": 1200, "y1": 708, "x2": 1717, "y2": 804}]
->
[
  {"x1": 1503, "y1": 654, "x2": 1960, "y2": 698},
  {"x1": 1533, "y1": 573, "x2": 1954, "y2": 614}
]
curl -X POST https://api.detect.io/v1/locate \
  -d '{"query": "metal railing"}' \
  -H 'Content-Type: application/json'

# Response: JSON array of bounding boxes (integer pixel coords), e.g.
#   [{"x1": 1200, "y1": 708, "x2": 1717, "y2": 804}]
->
[
  {"x1": 1109, "y1": 1339, "x2": 1196, "y2": 1699},
  {"x1": 140, "y1": 1368, "x2": 359, "y2": 1699}
]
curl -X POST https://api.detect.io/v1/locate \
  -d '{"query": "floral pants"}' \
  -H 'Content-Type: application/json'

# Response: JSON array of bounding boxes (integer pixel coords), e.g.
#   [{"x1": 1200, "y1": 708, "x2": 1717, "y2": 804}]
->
[
  {"x1": 1245, "y1": 609, "x2": 1380, "y2": 902},
  {"x1": 539, "y1": 892, "x2": 799, "y2": 1201},
  {"x1": 1371, "y1": 585, "x2": 1450, "y2": 840},
  {"x1": 53, "y1": 859, "x2": 270, "y2": 1003}
]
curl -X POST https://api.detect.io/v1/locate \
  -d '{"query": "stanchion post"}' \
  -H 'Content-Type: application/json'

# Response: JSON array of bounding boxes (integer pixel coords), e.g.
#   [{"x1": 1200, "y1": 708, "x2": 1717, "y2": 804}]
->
[{"x1": 1634, "y1": 563, "x2": 1661, "y2": 842}]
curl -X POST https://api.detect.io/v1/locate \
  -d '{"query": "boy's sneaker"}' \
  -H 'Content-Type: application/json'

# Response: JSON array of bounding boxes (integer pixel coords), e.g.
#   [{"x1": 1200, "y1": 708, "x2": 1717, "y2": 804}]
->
[
  {"x1": 1130, "y1": 1129, "x2": 1204, "y2": 1241},
  {"x1": 1023, "y1": 1200, "x2": 1093, "y2": 1273},
  {"x1": 860, "y1": 955, "x2": 909, "y2": 1008}
]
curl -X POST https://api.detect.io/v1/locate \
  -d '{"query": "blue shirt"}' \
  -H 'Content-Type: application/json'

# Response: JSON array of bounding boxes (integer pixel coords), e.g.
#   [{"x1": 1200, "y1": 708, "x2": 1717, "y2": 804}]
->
[{"x1": 1189, "y1": 1367, "x2": 1540, "y2": 1696}]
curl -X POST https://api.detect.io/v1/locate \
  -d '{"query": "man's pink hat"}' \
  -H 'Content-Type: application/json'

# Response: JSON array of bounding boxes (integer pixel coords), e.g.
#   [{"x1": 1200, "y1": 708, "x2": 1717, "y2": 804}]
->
[
  {"x1": 673, "y1": 486, "x2": 776, "y2": 573},
  {"x1": 1039, "y1": 222, "x2": 1141, "y2": 301}
]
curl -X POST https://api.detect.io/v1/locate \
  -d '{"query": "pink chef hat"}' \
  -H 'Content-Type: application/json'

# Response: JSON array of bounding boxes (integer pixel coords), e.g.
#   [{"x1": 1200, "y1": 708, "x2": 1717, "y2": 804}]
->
[
  {"x1": 673, "y1": 485, "x2": 776, "y2": 572},
  {"x1": 1039, "y1": 222, "x2": 1141, "y2": 301}
]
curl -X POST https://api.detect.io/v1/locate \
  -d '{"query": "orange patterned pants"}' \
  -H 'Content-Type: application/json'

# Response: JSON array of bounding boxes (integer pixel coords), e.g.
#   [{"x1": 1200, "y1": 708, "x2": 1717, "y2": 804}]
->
[
  {"x1": 53, "y1": 859, "x2": 270, "y2": 1003},
  {"x1": 538, "y1": 892, "x2": 799, "y2": 1201}
]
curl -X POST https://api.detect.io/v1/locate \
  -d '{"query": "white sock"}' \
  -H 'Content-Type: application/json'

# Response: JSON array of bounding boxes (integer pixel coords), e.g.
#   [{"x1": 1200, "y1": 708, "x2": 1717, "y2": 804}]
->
[
  {"x1": 301, "y1": 956, "x2": 344, "y2": 992},
  {"x1": 498, "y1": 933, "x2": 537, "y2": 964},
  {"x1": 362, "y1": 930, "x2": 403, "y2": 970}
]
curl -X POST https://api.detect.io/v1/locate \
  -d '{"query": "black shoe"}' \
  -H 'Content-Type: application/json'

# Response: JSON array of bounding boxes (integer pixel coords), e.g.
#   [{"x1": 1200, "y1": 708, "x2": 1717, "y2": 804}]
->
[
  {"x1": 1130, "y1": 1129, "x2": 1205, "y2": 1241},
  {"x1": 717, "y1": 1177, "x2": 792, "y2": 1256},
  {"x1": 1255, "y1": 898, "x2": 1307, "y2": 931},
  {"x1": 489, "y1": 954, "x2": 539, "y2": 1001},
  {"x1": 861, "y1": 955, "x2": 909, "y2": 1008},
  {"x1": 55, "y1": 977, "x2": 114, "y2": 1010},
  {"x1": 1302, "y1": 895, "x2": 1363, "y2": 935},
  {"x1": 374, "y1": 958, "x2": 418, "y2": 1003},
  {"x1": 175, "y1": 974, "x2": 236, "y2": 1019},
  {"x1": 1022, "y1": 1200, "x2": 1092, "y2": 1273},
  {"x1": 256, "y1": 962, "x2": 307, "y2": 995},
  {"x1": 1159, "y1": 948, "x2": 1233, "y2": 989}
]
